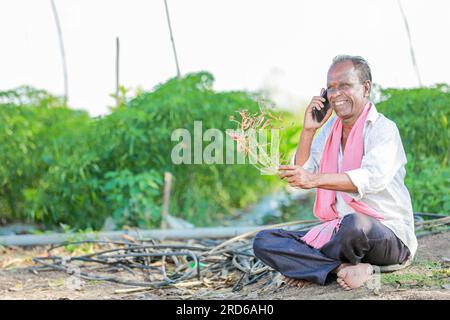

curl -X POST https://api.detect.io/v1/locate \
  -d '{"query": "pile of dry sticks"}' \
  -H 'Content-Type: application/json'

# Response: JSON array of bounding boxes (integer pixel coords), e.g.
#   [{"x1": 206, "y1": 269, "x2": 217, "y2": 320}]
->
[{"x1": 31, "y1": 213, "x2": 450, "y2": 292}]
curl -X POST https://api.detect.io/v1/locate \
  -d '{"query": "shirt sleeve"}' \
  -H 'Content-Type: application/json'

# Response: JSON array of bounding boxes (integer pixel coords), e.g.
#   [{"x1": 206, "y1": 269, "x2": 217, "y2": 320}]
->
[
  {"x1": 345, "y1": 121, "x2": 406, "y2": 201},
  {"x1": 290, "y1": 121, "x2": 331, "y2": 173},
  {"x1": 290, "y1": 151, "x2": 317, "y2": 173}
]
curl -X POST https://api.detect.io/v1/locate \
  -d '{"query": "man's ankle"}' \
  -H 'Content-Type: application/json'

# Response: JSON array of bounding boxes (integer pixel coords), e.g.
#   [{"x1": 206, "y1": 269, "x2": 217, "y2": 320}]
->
[
  {"x1": 366, "y1": 264, "x2": 374, "y2": 275},
  {"x1": 333, "y1": 263, "x2": 350, "y2": 274}
]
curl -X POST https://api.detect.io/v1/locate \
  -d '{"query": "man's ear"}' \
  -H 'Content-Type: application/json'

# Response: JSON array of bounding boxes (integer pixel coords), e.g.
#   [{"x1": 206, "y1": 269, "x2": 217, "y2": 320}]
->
[{"x1": 364, "y1": 80, "x2": 372, "y2": 98}]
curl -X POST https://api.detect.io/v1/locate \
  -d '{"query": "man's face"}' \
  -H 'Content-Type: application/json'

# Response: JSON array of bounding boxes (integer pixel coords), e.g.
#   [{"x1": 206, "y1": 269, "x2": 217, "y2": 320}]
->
[{"x1": 326, "y1": 61, "x2": 370, "y2": 123}]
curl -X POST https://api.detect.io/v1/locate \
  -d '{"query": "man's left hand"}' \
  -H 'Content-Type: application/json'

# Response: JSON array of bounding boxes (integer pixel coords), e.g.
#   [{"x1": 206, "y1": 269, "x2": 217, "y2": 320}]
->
[{"x1": 278, "y1": 165, "x2": 317, "y2": 189}]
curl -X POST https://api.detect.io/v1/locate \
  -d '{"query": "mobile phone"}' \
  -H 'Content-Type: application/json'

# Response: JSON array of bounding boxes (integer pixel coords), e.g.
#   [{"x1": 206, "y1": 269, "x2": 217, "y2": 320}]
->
[{"x1": 312, "y1": 90, "x2": 330, "y2": 123}]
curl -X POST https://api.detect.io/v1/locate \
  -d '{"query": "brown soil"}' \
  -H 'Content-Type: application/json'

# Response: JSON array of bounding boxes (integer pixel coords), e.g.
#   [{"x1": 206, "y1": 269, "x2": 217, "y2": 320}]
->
[{"x1": 0, "y1": 232, "x2": 449, "y2": 300}]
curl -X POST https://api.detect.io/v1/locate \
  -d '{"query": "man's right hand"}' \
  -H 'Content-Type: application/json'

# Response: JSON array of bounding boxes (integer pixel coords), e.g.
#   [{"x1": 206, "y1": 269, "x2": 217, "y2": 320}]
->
[{"x1": 303, "y1": 88, "x2": 333, "y2": 132}]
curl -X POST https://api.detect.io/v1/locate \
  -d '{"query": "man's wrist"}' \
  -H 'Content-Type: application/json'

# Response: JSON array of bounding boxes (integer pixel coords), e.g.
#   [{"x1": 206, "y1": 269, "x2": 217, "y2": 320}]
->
[
  {"x1": 301, "y1": 128, "x2": 316, "y2": 136},
  {"x1": 311, "y1": 173, "x2": 322, "y2": 188}
]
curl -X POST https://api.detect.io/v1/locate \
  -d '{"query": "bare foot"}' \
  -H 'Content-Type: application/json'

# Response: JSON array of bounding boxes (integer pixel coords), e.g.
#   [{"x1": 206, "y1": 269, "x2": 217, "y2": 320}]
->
[
  {"x1": 282, "y1": 276, "x2": 309, "y2": 288},
  {"x1": 336, "y1": 263, "x2": 373, "y2": 290},
  {"x1": 333, "y1": 263, "x2": 351, "y2": 274}
]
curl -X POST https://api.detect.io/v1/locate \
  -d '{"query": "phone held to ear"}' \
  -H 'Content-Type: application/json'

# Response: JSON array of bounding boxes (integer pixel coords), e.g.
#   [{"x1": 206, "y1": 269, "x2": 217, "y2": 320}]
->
[{"x1": 312, "y1": 89, "x2": 330, "y2": 123}]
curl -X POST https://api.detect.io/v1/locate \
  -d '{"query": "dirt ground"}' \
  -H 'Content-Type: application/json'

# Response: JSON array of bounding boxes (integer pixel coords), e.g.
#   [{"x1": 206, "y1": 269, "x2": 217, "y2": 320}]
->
[{"x1": 0, "y1": 232, "x2": 449, "y2": 300}]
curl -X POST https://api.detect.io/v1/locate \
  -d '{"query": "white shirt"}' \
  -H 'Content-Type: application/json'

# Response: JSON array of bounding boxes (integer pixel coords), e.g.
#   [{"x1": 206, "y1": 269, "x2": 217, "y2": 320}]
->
[
  {"x1": 294, "y1": 103, "x2": 418, "y2": 257},
  {"x1": 335, "y1": 145, "x2": 354, "y2": 217}
]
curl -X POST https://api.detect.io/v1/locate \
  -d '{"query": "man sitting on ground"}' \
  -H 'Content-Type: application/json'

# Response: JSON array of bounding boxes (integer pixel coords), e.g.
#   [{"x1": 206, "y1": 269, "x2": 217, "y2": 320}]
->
[{"x1": 253, "y1": 55, "x2": 417, "y2": 290}]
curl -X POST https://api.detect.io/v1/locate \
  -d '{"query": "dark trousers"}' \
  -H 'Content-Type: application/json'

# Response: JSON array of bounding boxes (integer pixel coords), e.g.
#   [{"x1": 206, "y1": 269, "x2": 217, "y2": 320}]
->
[{"x1": 252, "y1": 213, "x2": 410, "y2": 285}]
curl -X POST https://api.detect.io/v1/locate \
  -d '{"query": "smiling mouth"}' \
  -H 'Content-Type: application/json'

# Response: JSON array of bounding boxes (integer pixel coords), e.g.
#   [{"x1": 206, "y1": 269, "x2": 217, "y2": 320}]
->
[{"x1": 333, "y1": 100, "x2": 348, "y2": 107}]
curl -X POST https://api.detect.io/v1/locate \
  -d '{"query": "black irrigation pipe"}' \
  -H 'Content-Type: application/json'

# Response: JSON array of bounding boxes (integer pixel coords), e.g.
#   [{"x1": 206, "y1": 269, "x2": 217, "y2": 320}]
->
[
  {"x1": 47, "y1": 242, "x2": 210, "y2": 256},
  {"x1": 416, "y1": 225, "x2": 450, "y2": 238},
  {"x1": 232, "y1": 272, "x2": 248, "y2": 292},
  {"x1": 414, "y1": 212, "x2": 448, "y2": 218},
  {"x1": 243, "y1": 270, "x2": 271, "y2": 288}
]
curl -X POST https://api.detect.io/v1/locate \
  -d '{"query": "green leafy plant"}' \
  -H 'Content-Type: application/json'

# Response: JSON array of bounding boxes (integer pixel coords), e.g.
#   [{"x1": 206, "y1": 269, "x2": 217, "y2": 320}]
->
[
  {"x1": 102, "y1": 170, "x2": 162, "y2": 228},
  {"x1": 376, "y1": 84, "x2": 449, "y2": 166},
  {"x1": 376, "y1": 84, "x2": 450, "y2": 214}
]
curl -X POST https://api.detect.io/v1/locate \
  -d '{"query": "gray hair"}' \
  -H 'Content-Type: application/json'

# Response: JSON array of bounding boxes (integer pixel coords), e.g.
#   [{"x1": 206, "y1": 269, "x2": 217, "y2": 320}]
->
[{"x1": 330, "y1": 55, "x2": 372, "y2": 83}]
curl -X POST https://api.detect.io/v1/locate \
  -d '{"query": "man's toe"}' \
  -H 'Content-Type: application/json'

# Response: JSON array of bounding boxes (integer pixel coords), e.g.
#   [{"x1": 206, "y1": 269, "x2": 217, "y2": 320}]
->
[{"x1": 337, "y1": 278, "x2": 349, "y2": 290}]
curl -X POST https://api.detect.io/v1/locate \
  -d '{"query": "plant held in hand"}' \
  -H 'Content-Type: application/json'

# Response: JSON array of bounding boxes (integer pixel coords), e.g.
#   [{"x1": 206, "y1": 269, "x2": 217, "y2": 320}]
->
[{"x1": 227, "y1": 101, "x2": 286, "y2": 175}]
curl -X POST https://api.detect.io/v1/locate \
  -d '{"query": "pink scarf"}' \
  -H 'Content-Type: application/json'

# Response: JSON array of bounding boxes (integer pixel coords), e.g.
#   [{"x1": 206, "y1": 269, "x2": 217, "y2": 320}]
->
[{"x1": 301, "y1": 102, "x2": 384, "y2": 249}]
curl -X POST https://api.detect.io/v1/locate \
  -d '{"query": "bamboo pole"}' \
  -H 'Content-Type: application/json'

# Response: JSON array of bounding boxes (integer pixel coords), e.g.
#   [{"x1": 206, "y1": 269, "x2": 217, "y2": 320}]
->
[
  {"x1": 50, "y1": 0, "x2": 69, "y2": 105},
  {"x1": 115, "y1": 36, "x2": 120, "y2": 108},
  {"x1": 160, "y1": 172, "x2": 173, "y2": 229},
  {"x1": 163, "y1": 0, "x2": 181, "y2": 78},
  {"x1": 397, "y1": 0, "x2": 423, "y2": 86}
]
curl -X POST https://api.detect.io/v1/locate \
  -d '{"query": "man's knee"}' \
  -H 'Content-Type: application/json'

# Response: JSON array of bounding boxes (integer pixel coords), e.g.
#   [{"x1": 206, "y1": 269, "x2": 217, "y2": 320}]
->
[
  {"x1": 328, "y1": 214, "x2": 371, "y2": 263},
  {"x1": 337, "y1": 214, "x2": 373, "y2": 249},
  {"x1": 252, "y1": 229, "x2": 276, "y2": 256},
  {"x1": 340, "y1": 213, "x2": 373, "y2": 236}
]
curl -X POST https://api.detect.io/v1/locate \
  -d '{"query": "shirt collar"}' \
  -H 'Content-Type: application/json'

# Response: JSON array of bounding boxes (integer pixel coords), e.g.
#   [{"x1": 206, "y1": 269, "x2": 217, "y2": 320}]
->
[{"x1": 366, "y1": 101, "x2": 379, "y2": 124}]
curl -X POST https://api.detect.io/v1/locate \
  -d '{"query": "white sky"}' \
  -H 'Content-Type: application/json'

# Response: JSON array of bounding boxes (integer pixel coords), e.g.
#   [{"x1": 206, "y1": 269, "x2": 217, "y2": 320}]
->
[{"x1": 0, "y1": 0, "x2": 449, "y2": 116}]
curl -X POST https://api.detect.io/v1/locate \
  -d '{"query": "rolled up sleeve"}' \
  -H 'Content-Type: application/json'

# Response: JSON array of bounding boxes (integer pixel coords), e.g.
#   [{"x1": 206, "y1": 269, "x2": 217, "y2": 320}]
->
[
  {"x1": 345, "y1": 169, "x2": 370, "y2": 201},
  {"x1": 291, "y1": 152, "x2": 318, "y2": 173},
  {"x1": 345, "y1": 122, "x2": 405, "y2": 200}
]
